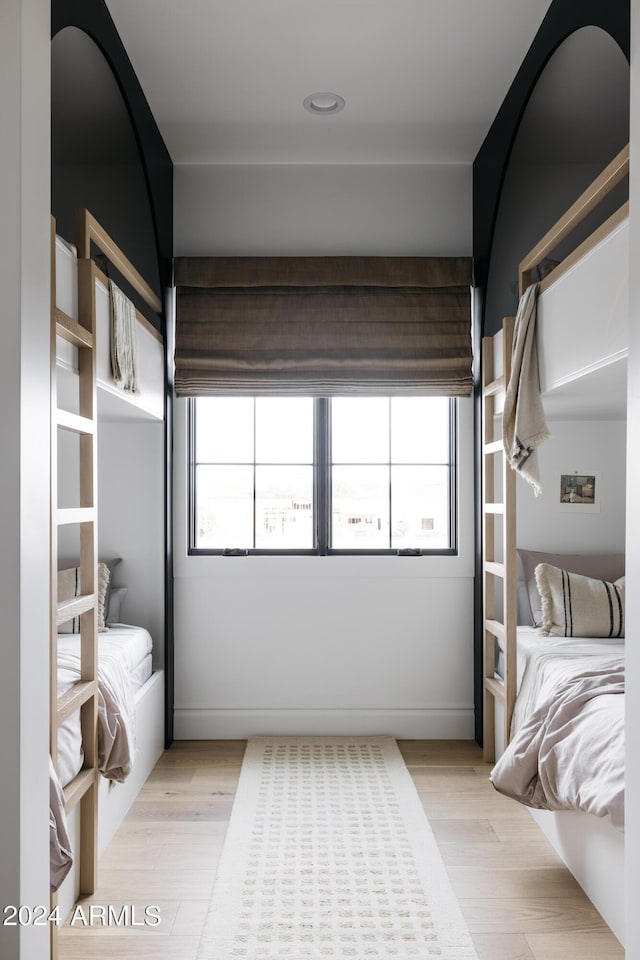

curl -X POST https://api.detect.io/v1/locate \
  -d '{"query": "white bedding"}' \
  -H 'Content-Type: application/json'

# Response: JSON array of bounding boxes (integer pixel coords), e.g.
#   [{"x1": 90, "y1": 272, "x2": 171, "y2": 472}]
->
[
  {"x1": 511, "y1": 626, "x2": 624, "y2": 733},
  {"x1": 491, "y1": 626, "x2": 625, "y2": 830},
  {"x1": 57, "y1": 624, "x2": 153, "y2": 788}
]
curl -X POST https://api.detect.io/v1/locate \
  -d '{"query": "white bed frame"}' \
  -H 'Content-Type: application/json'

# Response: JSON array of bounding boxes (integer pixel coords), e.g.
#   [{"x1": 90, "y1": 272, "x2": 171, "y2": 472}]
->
[
  {"x1": 50, "y1": 210, "x2": 166, "y2": 937},
  {"x1": 482, "y1": 145, "x2": 628, "y2": 946}
]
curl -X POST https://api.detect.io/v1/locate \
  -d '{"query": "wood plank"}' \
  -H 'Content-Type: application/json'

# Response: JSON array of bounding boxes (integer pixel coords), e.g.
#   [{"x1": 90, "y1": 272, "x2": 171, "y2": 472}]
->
[
  {"x1": 538, "y1": 201, "x2": 629, "y2": 296},
  {"x1": 56, "y1": 593, "x2": 95, "y2": 627},
  {"x1": 76, "y1": 208, "x2": 162, "y2": 314},
  {"x1": 518, "y1": 143, "x2": 629, "y2": 293},
  {"x1": 90, "y1": 868, "x2": 216, "y2": 901},
  {"x1": 429, "y1": 819, "x2": 499, "y2": 843},
  {"x1": 57, "y1": 937, "x2": 200, "y2": 960},
  {"x1": 56, "y1": 408, "x2": 95, "y2": 436},
  {"x1": 460, "y1": 897, "x2": 608, "y2": 934},
  {"x1": 55, "y1": 307, "x2": 94, "y2": 348},
  {"x1": 473, "y1": 933, "x2": 535, "y2": 960},
  {"x1": 56, "y1": 507, "x2": 96, "y2": 526},
  {"x1": 61, "y1": 898, "x2": 180, "y2": 933},
  {"x1": 484, "y1": 501, "x2": 504, "y2": 513},
  {"x1": 483, "y1": 376, "x2": 504, "y2": 397},
  {"x1": 485, "y1": 676, "x2": 505, "y2": 701},
  {"x1": 501, "y1": 316, "x2": 517, "y2": 749},
  {"x1": 63, "y1": 767, "x2": 96, "y2": 812},
  {"x1": 485, "y1": 618, "x2": 505, "y2": 640},
  {"x1": 525, "y1": 931, "x2": 623, "y2": 959},
  {"x1": 438, "y1": 840, "x2": 564, "y2": 870},
  {"x1": 485, "y1": 560, "x2": 505, "y2": 579},
  {"x1": 420, "y1": 795, "x2": 529, "y2": 821},
  {"x1": 448, "y1": 866, "x2": 583, "y2": 900},
  {"x1": 484, "y1": 440, "x2": 504, "y2": 456},
  {"x1": 57, "y1": 679, "x2": 97, "y2": 725}
]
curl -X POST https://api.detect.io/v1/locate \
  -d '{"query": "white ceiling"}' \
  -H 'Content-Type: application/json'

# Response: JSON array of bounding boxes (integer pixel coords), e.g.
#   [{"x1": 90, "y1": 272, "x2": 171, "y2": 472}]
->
[{"x1": 103, "y1": 0, "x2": 553, "y2": 165}]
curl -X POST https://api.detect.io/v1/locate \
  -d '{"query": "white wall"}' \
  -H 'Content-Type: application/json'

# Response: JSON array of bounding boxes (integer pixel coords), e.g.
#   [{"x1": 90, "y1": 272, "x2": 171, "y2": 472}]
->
[
  {"x1": 626, "y1": 2, "x2": 640, "y2": 952},
  {"x1": 0, "y1": 0, "x2": 51, "y2": 956},
  {"x1": 173, "y1": 160, "x2": 475, "y2": 739},
  {"x1": 99, "y1": 421, "x2": 165, "y2": 663},
  {"x1": 174, "y1": 163, "x2": 472, "y2": 255},
  {"x1": 516, "y1": 420, "x2": 626, "y2": 554},
  {"x1": 173, "y1": 396, "x2": 475, "y2": 739}
]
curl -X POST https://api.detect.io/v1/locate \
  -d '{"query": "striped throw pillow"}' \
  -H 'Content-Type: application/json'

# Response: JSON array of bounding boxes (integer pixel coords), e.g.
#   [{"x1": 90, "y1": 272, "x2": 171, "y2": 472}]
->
[{"x1": 535, "y1": 563, "x2": 624, "y2": 638}]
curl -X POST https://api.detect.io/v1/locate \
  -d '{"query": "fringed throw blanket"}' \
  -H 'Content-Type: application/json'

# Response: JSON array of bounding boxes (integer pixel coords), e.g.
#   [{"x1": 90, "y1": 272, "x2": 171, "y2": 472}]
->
[
  {"x1": 109, "y1": 279, "x2": 139, "y2": 393},
  {"x1": 502, "y1": 283, "x2": 550, "y2": 496}
]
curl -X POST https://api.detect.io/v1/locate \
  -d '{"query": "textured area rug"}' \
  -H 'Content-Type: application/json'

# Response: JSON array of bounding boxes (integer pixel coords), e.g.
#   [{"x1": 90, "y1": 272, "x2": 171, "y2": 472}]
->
[{"x1": 198, "y1": 737, "x2": 478, "y2": 959}]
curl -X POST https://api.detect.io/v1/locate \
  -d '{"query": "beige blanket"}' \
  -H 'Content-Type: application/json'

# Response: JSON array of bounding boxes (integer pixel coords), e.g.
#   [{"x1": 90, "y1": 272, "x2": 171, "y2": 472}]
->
[
  {"x1": 491, "y1": 656, "x2": 624, "y2": 830},
  {"x1": 58, "y1": 645, "x2": 135, "y2": 783},
  {"x1": 49, "y1": 757, "x2": 73, "y2": 891},
  {"x1": 502, "y1": 283, "x2": 550, "y2": 496}
]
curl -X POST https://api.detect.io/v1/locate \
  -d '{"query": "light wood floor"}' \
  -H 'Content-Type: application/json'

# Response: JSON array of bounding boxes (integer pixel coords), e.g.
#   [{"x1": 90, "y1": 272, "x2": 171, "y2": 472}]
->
[{"x1": 58, "y1": 740, "x2": 623, "y2": 959}]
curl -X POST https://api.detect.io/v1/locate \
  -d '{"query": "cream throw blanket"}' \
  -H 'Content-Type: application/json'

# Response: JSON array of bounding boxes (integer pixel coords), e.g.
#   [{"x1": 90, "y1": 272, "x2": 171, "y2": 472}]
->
[
  {"x1": 502, "y1": 282, "x2": 550, "y2": 496},
  {"x1": 109, "y1": 279, "x2": 139, "y2": 393}
]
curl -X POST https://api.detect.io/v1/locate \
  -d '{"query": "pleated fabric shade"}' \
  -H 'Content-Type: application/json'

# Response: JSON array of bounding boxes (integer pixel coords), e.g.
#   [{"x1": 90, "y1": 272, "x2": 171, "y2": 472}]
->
[{"x1": 174, "y1": 256, "x2": 472, "y2": 397}]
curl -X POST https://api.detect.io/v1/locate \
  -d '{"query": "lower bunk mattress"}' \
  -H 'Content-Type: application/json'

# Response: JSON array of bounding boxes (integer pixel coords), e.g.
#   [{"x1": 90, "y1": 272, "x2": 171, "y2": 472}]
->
[
  {"x1": 57, "y1": 623, "x2": 153, "y2": 788},
  {"x1": 491, "y1": 626, "x2": 624, "y2": 830}
]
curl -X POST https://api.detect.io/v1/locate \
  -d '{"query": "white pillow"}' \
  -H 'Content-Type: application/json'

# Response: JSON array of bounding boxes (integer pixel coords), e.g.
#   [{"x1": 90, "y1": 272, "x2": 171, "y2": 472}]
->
[{"x1": 535, "y1": 563, "x2": 624, "y2": 638}]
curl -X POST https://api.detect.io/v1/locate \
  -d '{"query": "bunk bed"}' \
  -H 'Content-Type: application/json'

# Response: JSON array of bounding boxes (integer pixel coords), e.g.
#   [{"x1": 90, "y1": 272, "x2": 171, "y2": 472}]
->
[
  {"x1": 482, "y1": 145, "x2": 628, "y2": 945},
  {"x1": 50, "y1": 209, "x2": 166, "y2": 933}
]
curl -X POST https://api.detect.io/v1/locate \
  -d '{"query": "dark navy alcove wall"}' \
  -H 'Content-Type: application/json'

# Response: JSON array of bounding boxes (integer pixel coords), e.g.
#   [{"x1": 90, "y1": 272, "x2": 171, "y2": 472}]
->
[
  {"x1": 52, "y1": 0, "x2": 173, "y2": 299},
  {"x1": 52, "y1": 0, "x2": 175, "y2": 746},
  {"x1": 471, "y1": 0, "x2": 630, "y2": 743}
]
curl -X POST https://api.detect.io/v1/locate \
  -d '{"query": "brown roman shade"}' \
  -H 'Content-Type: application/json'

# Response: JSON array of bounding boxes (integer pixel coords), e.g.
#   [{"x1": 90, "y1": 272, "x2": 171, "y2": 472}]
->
[{"x1": 174, "y1": 256, "x2": 472, "y2": 397}]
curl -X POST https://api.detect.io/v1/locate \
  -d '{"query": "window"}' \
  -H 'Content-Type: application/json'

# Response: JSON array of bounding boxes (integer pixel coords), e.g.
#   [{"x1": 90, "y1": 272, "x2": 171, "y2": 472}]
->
[{"x1": 190, "y1": 397, "x2": 456, "y2": 555}]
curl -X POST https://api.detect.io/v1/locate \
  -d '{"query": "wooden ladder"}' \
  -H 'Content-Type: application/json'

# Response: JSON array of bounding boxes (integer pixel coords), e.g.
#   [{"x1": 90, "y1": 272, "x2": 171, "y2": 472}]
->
[
  {"x1": 482, "y1": 316, "x2": 517, "y2": 764},
  {"x1": 50, "y1": 217, "x2": 99, "y2": 955}
]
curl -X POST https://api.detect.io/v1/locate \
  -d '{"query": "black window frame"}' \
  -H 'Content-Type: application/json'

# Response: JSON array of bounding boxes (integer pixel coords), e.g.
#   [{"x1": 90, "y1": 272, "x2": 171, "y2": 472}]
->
[{"x1": 188, "y1": 397, "x2": 458, "y2": 557}]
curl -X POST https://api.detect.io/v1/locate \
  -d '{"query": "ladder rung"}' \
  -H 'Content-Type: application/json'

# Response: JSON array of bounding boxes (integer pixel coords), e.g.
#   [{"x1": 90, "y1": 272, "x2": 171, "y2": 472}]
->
[
  {"x1": 485, "y1": 618, "x2": 505, "y2": 640},
  {"x1": 484, "y1": 502, "x2": 504, "y2": 514},
  {"x1": 56, "y1": 409, "x2": 95, "y2": 436},
  {"x1": 485, "y1": 676, "x2": 505, "y2": 701},
  {"x1": 56, "y1": 593, "x2": 96, "y2": 627},
  {"x1": 484, "y1": 439, "x2": 504, "y2": 456},
  {"x1": 63, "y1": 767, "x2": 97, "y2": 813},
  {"x1": 483, "y1": 376, "x2": 504, "y2": 397},
  {"x1": 485, "y1": 560, "x2": 505, "y2": 579},
  {"x1": 56, "y1": 507, "x2": 96, "y2": 526},
  {"x1": 57, "y1": 679, "x2": 97, "y2": 725},
  {"x1": 55, "y1": 308, "x2": 94, "y2": 349}
]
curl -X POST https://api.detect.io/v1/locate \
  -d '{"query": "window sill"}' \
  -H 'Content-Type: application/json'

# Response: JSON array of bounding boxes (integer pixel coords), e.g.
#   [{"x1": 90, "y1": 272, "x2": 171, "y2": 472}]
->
[{"x1": 175, "y1": 551, "x2": 474, "y2": 580}]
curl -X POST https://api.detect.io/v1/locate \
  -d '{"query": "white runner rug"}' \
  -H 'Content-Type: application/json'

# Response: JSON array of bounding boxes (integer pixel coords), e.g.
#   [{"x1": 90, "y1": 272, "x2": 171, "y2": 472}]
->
[{"x1": 198, "y1": 737, "x2": 478, "y2": 959}]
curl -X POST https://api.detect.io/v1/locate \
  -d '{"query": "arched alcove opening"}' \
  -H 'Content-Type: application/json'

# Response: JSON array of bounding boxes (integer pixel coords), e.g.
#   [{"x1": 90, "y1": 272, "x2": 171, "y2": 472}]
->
[
  {"x1": 484, "y1": 26, "x2": 629, "y2": 334},
  {"x1": 51, "y1": 26, "x2": 162, "y2": 314}
]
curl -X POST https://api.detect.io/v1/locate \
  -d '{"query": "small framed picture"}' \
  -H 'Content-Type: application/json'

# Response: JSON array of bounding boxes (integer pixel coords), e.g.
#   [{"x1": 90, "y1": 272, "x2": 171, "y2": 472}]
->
[{"x1": 556, "y1": 471, "x2": 601, "y2": 513}]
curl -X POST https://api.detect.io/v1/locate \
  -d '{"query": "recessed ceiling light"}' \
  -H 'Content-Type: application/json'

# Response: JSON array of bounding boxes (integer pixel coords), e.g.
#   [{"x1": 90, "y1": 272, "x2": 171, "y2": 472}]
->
[{"x1": 303, "y1": 92, "x2": 345, "y2": 115}]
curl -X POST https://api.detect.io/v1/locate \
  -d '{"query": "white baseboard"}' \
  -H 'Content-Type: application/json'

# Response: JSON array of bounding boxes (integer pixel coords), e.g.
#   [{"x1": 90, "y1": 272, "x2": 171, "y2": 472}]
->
[{"x1": 174, "y1": 707, "x2": 475, "y2": 740}]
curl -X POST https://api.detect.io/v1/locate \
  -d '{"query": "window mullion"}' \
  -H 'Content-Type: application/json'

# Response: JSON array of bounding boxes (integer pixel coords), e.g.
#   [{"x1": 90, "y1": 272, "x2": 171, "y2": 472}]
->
[
  {"x1": 388, "y1": 398, "x2": 393, "y2": 549},
  {"x1": 315, "y1": 398, "x2": 329, "y2": 555},
  {"x1": 252, "y1": 398, "x2": 257, "y2": 549}
]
